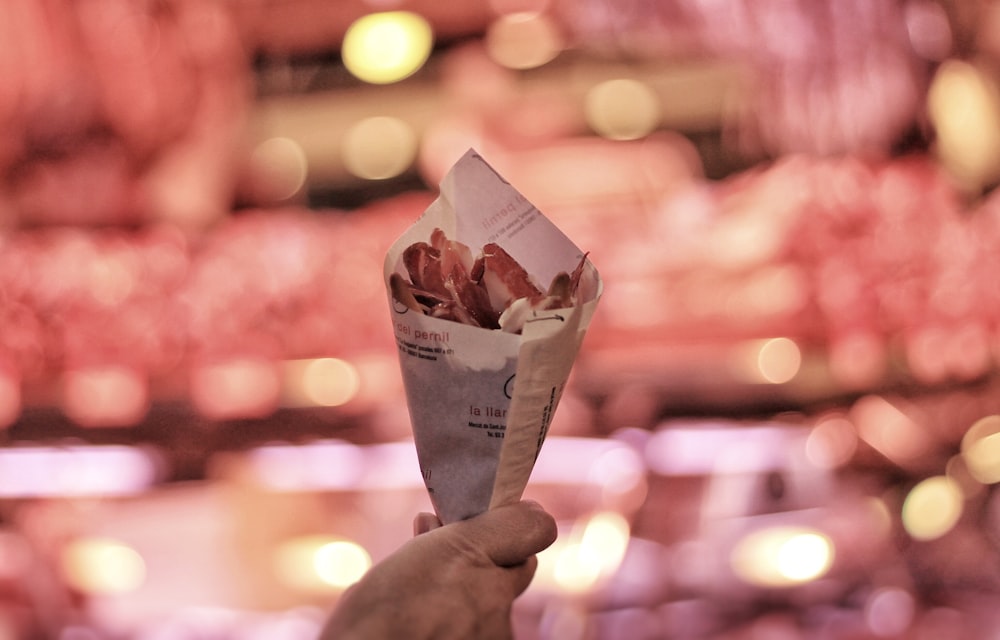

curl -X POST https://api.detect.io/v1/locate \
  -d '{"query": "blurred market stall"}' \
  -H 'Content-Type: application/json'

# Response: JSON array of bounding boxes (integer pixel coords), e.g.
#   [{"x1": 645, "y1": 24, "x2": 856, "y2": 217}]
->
[{"x1": 3, "y1": 0, "x2": 1000, "y2": 638}]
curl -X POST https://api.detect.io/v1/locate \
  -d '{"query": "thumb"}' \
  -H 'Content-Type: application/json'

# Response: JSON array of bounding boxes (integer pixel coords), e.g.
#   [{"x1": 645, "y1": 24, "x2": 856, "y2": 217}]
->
[{"x1": 454, "y1": 500, "x2": 558, "y2": 567}]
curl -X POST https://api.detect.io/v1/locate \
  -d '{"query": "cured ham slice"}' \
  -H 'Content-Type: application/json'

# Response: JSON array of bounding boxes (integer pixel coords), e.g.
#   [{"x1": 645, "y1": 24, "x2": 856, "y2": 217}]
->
[{"x1": 392, "y1": 228, "x2": 587, "y2": 333}]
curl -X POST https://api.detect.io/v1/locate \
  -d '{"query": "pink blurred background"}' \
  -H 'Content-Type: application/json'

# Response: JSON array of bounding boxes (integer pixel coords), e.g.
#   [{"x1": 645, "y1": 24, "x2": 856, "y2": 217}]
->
[{"x1": 3, "y1": 1, "x2": 1000, "y2": 638}]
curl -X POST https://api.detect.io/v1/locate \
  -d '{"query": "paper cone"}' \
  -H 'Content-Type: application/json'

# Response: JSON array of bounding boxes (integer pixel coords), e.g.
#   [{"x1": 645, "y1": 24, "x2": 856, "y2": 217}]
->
[{"x1": 384, "y1": 149, "x2": 602, "y2": 523}]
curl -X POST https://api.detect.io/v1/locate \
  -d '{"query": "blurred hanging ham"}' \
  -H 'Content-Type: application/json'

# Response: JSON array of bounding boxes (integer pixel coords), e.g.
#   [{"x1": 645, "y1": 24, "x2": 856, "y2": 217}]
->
[
  {"x1": 551, "y1": 0, "x2": 935, "y2": 157},
  {"x1": 0, "y1": 0, "x2": 250, "y2": 229}
]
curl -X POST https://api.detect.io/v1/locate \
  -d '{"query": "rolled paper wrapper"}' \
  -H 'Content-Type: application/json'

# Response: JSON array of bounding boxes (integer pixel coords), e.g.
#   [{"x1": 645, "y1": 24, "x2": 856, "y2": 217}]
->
[{"x1": 384, "y1": 149, "x2": 602, "y2": 524}]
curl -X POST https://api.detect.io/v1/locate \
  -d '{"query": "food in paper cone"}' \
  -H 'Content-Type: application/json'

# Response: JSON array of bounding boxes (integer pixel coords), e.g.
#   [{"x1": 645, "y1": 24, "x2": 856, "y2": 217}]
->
[
  {"x1": 390, "y1": 228, "x2": 589, "y2": 333},
  {"x1": 384, "y1": 149, "x2": 601, "y2": 523}
]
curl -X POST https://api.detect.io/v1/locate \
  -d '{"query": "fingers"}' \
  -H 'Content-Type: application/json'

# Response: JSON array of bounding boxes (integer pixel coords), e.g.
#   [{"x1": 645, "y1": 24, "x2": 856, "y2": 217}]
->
[
  {"x1": 413, "y1": 512, "x2": 443, "y2": 536},
  {"x1": 456, "y1": 500, "x2": 558, "y2": 567}
]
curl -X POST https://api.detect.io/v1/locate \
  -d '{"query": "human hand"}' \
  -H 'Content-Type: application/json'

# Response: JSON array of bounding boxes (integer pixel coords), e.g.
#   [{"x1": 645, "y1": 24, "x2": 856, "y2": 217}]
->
[{"x1": 320, "y1": 500, "x2": 558, "y2": 640}]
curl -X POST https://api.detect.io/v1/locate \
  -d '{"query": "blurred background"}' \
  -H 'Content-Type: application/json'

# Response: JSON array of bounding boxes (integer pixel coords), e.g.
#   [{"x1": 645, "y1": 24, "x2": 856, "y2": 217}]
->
[{"x1": 3, "y1": 0, "x2": 1000, "y2": 638}]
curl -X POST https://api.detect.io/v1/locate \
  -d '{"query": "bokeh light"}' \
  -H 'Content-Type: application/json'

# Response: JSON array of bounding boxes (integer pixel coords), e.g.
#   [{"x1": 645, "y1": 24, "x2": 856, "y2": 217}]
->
[
  {"x1": 248, "y1": 440, "x2": 366, "y2": 491},
  {"x1": 724, "y1": 265, "x2": 809, "y2": 324},
  {"x1": 249, "y1": 137, "x2": 309, "y2": 201},
  {"x1": 61, "y1": 537, "x2": 146, "y2": 595},
  {"x1": 756, "y1": 337, "x2": 802, "y2": 384},
  {"x1": 584, "y1": 78, "x2": 661, "y2": 140},
  {"x1": 578, "y1": 512, "x2": 630, "y2": 571},
  {"x1": 865, "y1": 587, "x2": 916, "y2": 637},
  {"x1": 730, "y1": 526, "x2": 834, "y2": 587},
  {"x1": 901, "y1": 475, "x2": 963, "y2": 541},
  {"x1": 282, "y1": 358, "x2": 361, "y2": 408},
  {"x1": 86, "y1": 252, "x2": 136, "y2": 307},
  {"x1": 485, "y1": 12, "x2": 563, "y2": 70},
  {"x1": 0, "y1": 446, "x2": 160, "y2": 497},
  {"x1": 850, "y1": 395, "x2": 934, "y2": 465},
  {"x1": 302, "y1": 358, "x2": 360, "y2": 407},
  {"x1": 904, "y1": 0, "x2": 953, "y2": 61},
  {"x1": 342, "y1": 12, "x2": 434, "y2": 84},
  {"x1": 961, "y1": 415, "x2": 1000, "y2": 484},
  {"x1": 552, "y1": 540, "x2": 602, "y2": 592},
  {"x1": 341, "y1": 116, "x2": 418, "y2": 180},
  {"x1": 805, "y1": 413, "x2": 858, "y2": 469},
  {"x1": 314, "y1": 540, "x2": 372, "y2": 588},
  {"x1": 539, "y1": 512, "x2": 630, "y2": 594},
  {"x1": 731, "y1": 337, "x2": 802, "y2": 384},
  {"x1": 827, "y1": 331, "x2": 887, "y2": 390},
  {"x1": 274, "y1": 535, "x2": 371, "y2": 592},
  {"x1": 928, "y1": 59, "x2": 1000, "y2": 191},
  {"x1": 588, "y1": 444, "x2": 648, "y2": 511},
  {"x1": 62, "y1": 366, "x2": 149, "y2": 428}
]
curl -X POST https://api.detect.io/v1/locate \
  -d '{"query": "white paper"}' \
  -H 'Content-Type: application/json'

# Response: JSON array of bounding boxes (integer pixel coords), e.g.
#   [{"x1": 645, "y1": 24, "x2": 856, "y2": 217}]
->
[{"x1": 384, "y1": 149, "x2": 602, "y2": 523}]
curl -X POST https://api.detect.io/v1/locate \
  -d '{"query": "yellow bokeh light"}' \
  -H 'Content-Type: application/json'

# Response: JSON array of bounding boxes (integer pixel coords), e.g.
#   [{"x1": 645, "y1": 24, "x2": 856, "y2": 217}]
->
[
  {"x1": 552, "y1": 541, "x2": 603, "y2": 592},
  {"x1": 314, "y1": 540, "x2": 372, "y2": 589},
  {"x1": 61, "y1": 537, "x2": 146, "y2": 595},
  {"x1": 730, "y1": 526, "x2": 834, "y2": 587},
  {"x1": 342, "y1": 116, "x2": 418, "y2": 180},
  {"x1": 274, "y1": 535, "x2": 371, "y2": 592},
  {"x1": 282, "y1": 358, "x2": 362, "y2": 408},
  {"x1": 342, "y1": 11, "x2": 433, "y2": 84},
  {"x1": 961, "y1": 415, "x2": 1000, "y2": 484},
  {"x1": 539, "y1": 512, "x2": 630, "y2": 594},
  {"x1": 584, "y1": 78, "x2": 661, "y2": 140},
  {"x1": 776, "y1": 533, "x2": 832, "y2": 582},
  {"x1": 756, "y1": 337, "x2": 802, "y2": 384},
  {"x1": 303, "y1": 358, "x2": 361, "y2": 407},
  {"x1": 731, "y1": 337, "x2": 802, "y2": 384},
  {"x1": 579, "y1": 512, "x2": 630, "y2": 571},
  {"x1": 928, "y1": 59, "x2": 1000, "y2": 191},
  {"x1": 902, "y1": 476, "x2": 963, "y2": 541}
]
